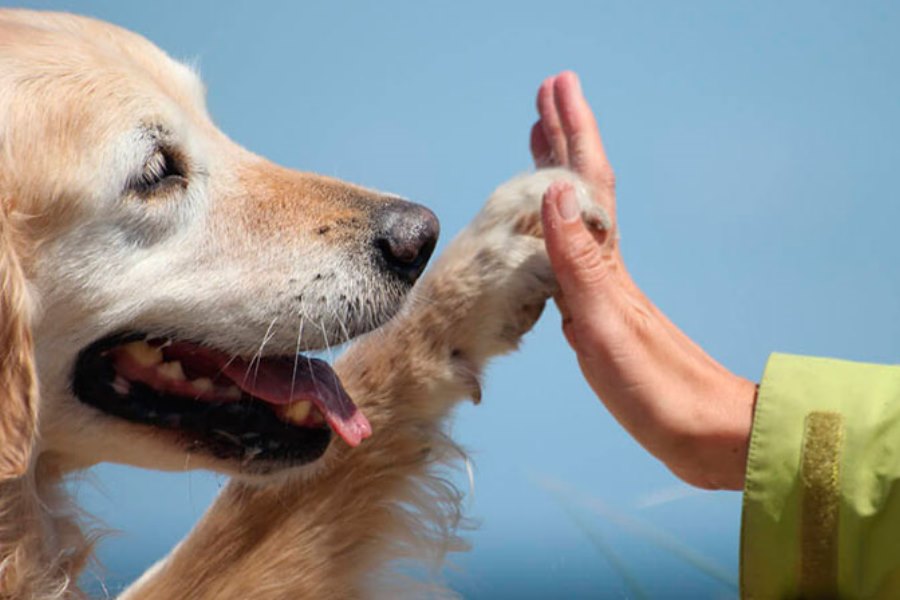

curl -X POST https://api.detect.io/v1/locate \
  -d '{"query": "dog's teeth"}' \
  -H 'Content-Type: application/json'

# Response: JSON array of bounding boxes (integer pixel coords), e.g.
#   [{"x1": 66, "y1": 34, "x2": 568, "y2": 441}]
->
[
  {"x1": 309, "y1": 408, "x2": 325, "y2": 425},
  {"x1": 157, "y1": 361, "x2": 186, "y2": 381},
  {"x1": 283, "y1": 401, "x2": 312, "y2": 423},
  {"x1": 192, "y1": 378, "x2": 214, "y2": 393},
  {"x1": 123, "y1": 341, "x2": 163, "y2": 367},
  {"x1": 223, "y1": 386, "x2": 242, "y2": 400}
]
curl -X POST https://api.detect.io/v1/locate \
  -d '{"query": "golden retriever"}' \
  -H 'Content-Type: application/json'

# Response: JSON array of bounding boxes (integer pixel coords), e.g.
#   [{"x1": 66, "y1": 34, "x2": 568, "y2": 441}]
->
[{"x1": 0, "y1": 9, "x2": 609, "y2": 599}]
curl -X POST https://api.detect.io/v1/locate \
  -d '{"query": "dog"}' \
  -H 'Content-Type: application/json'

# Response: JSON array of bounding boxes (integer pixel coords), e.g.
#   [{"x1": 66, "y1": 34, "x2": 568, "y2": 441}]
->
[{"x1": 0, "y1": 9, "x2": 609, "y2": 599}]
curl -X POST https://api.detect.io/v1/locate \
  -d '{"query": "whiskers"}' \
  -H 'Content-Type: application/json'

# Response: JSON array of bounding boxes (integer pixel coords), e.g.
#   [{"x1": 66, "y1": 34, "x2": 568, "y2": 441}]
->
[
  {"x1": 289, "y1": 316, "x2": 306, "y2": 404},
  {"x1": 243, "y1": 317, "x2": 279, "y2": 388}
]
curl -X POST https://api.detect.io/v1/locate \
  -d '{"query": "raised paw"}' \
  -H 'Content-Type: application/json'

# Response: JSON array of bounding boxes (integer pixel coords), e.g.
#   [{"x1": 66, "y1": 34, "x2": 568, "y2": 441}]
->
[
  {"x1": 419, "y1": 168, "x2": 611, "y2": 364},
  {"x1": 468, "y1": 167, "x2": 611, "y2": 243}
]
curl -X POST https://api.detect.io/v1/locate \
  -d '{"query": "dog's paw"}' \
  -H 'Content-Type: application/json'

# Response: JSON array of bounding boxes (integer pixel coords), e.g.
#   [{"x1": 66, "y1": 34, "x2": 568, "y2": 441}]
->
[
  {"x1": 468, "y1": 167, "x2": 611, "y2": 242},
  {"x1": 428, "y1": 168, "x2": 610, "y2": 362}
]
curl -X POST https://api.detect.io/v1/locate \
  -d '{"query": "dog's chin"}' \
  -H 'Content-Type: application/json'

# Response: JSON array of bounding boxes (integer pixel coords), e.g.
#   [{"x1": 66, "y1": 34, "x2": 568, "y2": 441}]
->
[{"x1": 71, "y1": 331, "x2": 371, "y2": 474}]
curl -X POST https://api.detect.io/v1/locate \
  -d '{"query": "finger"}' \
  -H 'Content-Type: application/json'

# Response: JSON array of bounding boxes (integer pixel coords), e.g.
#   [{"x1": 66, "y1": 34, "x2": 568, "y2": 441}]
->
[
  {"x1": 541, "y1": 181, "x2": 611, "y2": 311},
  {"x1": 536, "y1": 76, "x2": 568, "y2": 166},
  {"x1": 530, "y1": 121, "x2": 553, "y2": 168},
  {"x1": 552, "y1": 71, "x2": 616, "y2": 199}
]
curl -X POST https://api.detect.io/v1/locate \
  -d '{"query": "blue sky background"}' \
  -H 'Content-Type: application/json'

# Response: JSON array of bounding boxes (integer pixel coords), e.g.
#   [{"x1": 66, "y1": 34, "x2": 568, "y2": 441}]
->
[{"x1": 17, "y1": 1, "x2": 900, "y2": 597}]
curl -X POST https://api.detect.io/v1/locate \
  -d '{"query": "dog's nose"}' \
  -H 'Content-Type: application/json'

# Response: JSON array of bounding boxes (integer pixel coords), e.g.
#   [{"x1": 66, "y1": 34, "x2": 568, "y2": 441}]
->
[{"x1": 375, "y1": 200, "x2": 439, "y2": 283}]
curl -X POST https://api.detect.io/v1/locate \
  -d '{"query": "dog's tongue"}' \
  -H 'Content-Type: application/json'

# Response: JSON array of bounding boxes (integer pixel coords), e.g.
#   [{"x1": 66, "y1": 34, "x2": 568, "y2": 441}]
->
[{"x1": 222, "y1": 357, "x2": 371, "y2": 447}]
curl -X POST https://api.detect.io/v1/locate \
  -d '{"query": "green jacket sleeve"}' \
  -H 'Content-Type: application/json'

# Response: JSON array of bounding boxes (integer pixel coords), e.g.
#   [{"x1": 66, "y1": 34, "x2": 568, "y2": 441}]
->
[{"x1": 741, "y1": 353, "x2": 900, "y2": 599}]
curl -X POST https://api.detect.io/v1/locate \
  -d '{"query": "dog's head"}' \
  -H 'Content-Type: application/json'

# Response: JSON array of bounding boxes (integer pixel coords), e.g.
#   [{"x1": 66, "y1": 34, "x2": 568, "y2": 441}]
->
[{"x1": 0, "y1": 10, "x2": 438, "y2": 479}]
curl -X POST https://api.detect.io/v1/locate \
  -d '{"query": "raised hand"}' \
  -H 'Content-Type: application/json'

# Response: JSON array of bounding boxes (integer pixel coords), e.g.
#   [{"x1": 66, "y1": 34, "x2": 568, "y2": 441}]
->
[{"x1": 533, "y1": 71, "x2": 756, "y2": 490}]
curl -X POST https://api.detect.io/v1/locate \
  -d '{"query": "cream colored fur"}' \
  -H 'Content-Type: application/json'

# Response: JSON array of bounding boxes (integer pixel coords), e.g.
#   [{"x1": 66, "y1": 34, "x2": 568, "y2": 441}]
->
[{"x1": 0, "y1": 9, "x2": 609, "y2": 599}]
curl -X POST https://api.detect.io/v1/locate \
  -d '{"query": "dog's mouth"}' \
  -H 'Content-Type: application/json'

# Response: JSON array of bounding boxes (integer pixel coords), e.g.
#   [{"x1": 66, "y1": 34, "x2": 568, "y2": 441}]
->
[{"x1": 72, "y1": 333, "x2": 370, "y2": 466}]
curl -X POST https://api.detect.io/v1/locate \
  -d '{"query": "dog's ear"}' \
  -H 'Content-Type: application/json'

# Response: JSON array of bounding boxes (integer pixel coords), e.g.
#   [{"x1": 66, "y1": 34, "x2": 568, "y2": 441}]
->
[{"x1": 0, "y1": 207, "x2": 37, "y2": 480}]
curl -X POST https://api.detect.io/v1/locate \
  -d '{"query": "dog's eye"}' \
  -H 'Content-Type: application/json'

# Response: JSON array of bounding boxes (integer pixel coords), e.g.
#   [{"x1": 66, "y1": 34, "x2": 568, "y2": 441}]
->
[{"x1": 130, "y1": 147, "x2": 187, "y2": 195}]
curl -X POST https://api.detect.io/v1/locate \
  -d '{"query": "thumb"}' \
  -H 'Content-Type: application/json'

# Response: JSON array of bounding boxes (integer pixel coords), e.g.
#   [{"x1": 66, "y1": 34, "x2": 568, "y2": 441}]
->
[{"x1": 541, "y1": 181, "x2": 613, "y2": 310}]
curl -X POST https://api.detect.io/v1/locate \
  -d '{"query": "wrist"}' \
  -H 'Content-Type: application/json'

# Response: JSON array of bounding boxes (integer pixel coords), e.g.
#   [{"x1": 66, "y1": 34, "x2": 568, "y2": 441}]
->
[{"x1": 665, "y1": 374, "x2": 757, "y2": 491}]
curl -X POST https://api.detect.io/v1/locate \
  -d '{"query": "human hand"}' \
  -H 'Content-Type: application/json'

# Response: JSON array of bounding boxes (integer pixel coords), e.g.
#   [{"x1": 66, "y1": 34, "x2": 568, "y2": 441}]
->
[{"x1": 532, "y1": 71, "x2": 757, "y2": 490}]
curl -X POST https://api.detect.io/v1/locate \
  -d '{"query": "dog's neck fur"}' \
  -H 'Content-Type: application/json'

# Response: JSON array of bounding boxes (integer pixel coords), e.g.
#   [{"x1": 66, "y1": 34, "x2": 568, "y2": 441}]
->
[
  {"x1": 2, "y1": 389, "x2": 466, "y2": 600},
  {"x1": 124, "y1": 417, "x2": 468, "y2": 600},
  {"x1": 0, "y1": 455, "x2": 93, "y2": 599},
  {"x1": 2, "y1": 415, "x2": 463, "y2": 600}
]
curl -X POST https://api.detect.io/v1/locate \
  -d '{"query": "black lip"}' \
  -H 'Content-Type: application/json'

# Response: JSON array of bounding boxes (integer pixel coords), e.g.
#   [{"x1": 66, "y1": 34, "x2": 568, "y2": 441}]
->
[{"x1": 71, "y1": 332, "x2": 331, "y2": 467}]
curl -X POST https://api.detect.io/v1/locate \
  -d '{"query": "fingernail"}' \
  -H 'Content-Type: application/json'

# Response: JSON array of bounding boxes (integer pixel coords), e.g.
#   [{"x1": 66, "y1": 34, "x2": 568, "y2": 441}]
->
[{"x1": 555, "y1": 186, "x2": 579, "y2": 222}]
